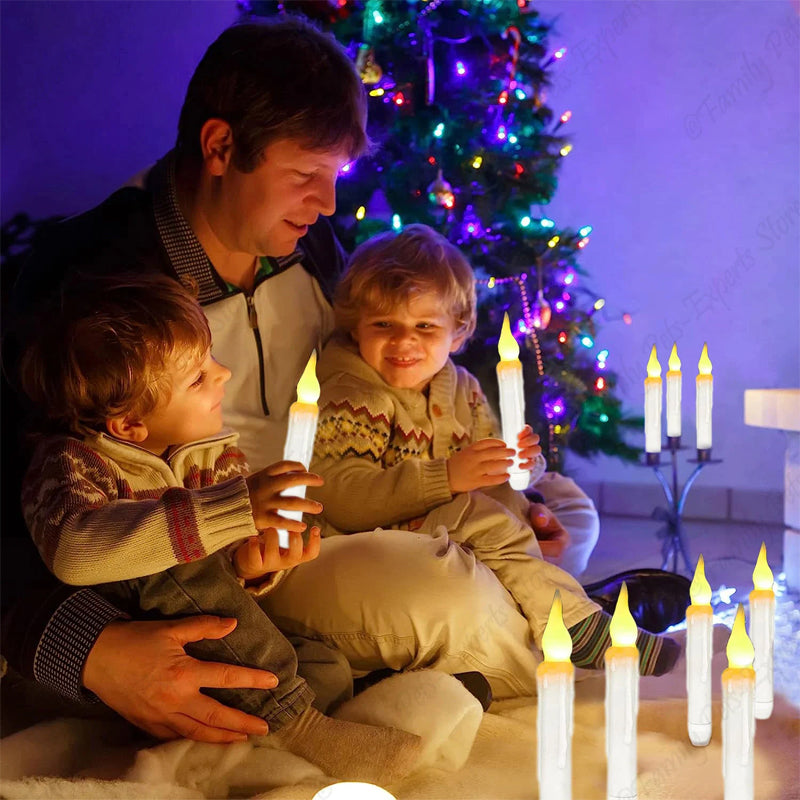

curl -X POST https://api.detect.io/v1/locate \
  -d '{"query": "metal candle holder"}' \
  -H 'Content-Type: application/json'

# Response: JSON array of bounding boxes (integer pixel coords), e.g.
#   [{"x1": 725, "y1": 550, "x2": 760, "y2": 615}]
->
[{"x1": 643, "y1": 437, "x2": 722, "y2": 574}]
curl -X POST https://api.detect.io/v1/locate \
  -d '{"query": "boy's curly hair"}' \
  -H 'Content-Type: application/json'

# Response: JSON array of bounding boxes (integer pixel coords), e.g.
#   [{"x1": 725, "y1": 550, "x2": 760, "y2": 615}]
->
[{"x1": 19, "y1": 272, "x2": 211, "y2": 437}]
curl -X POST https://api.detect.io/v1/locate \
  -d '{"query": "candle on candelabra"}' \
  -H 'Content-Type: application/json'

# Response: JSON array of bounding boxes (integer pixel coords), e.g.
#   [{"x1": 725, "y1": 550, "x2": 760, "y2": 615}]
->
[
  {"x1": 277, "y1": 351, "x2": 319, "y2": 549},
  {"x1": 722, "y1": 605, "x2": 755, "y2": 800},
  {"x1": 666, "y1": 342, "x2": 682, "y2": 441},
  {"x1": 696, "y1": 343, "x2": 713, "y2": 455},
  {"x1": 496, "y1": 313, "x2": 530, "y2": 491},
  {"x1": 748, "y1": 542, "x2": 775, "y2": 720},
  {"x1": 686, "y1": 554, "x2": 713, "y2": 746},
  {"x1": 605, "y1": 583, "x2": 639, "y2": 800},
  {"x1": 644, "y1": 345, "x2": 662, "y2": 462},
  {"x1": 536, "y1": 590, "x2": 574, "y2": 800}
]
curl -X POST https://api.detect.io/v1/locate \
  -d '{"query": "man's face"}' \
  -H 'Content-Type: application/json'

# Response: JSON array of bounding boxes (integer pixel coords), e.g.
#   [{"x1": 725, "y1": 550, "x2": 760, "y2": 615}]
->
[{"x1": 213, "y1": 138, "x2": 351, "y2": 258}]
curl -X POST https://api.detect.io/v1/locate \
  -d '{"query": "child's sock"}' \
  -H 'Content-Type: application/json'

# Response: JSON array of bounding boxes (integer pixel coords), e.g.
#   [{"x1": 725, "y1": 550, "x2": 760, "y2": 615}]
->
[
  {"x1": 568, "y1": 611, "x2": 682, "y2": 676},
  {"x1": 269, "y1": 705, "x2": 422, "y2": 785}
]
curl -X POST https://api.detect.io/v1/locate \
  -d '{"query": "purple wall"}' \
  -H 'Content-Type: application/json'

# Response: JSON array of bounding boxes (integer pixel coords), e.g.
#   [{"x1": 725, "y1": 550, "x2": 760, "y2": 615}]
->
[{"x1": 2, "y1": 0, "x2": 798, "y2": 494}]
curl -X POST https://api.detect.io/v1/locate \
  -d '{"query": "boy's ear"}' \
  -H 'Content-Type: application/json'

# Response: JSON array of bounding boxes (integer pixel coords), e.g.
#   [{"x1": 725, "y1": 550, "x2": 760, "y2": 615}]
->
[
  {"x1": 450, "y1": 331, "x2": 467, "y2": 353},
  {"x1": 199, "y1": 119, "x2": 234, "y2": 176},
  {"x1": 106, "y1": 415, "x2": 148, "y2": 444}
]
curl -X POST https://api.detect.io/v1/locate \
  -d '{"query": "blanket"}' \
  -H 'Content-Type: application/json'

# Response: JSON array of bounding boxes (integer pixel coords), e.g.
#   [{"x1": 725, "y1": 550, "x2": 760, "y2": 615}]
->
[{"x1": 1, "y1": 629, "x2": 798, "y2": 800}]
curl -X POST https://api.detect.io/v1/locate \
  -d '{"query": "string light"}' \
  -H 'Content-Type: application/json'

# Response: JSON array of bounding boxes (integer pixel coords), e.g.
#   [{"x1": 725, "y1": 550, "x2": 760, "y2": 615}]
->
[
  {"x1": 433, "y1": 123, "x2": 445, "y2": 138},
  {"x1": 554, "y1": 47, "x2": 567, "y2": 59},
  {"x1": 497, "y1": 125, "x2": 507, "y2": 141},
  {"x1": 540, "y1": 217, "x2": 555, "y2": 228},
  {"x1": 595, "y1": 377, "x2": 606, "y2": 391},
  {"x1": 508, "y1": 133, "x2": 518, "y2": 144},
  {"x1": 372, "y1": 9, "x2": 384, "y2": 24},
  {"x1": 579, "y1": 225, "x2": 593, "y2": 237},
  {"x1": 369, "y1": 87, "x2": 385, "y2": 97},
  {"x1": 340, "y1": 163, "x2": 352, "y2": 174},
  {"x1": 580, "y1": 335, "x2": 594, "y2": 348},
  {"x1": 599, "y1": 413, "x2": 609, "y2": 422},
  {"x1": 520, "y1": 216, "x2": 531, "y2": 228},
  {"x1": 559, "y1": 144, "x2": 573, "y2": 157},
  {"x1": 623, "y1": 313, "x2": 633, "y2": 325},
  {"x1": 515, "y1": 88, "x2": 527, "y2": 100},
  {"x1": 558, "y1": 331, "x2": 568, "y2": 343},
  {"x1": 355, "y1": 206, "x2": 366, "y2": 221},
  {"x1": 394, "y1": 92, "x2": 405, "y2": 106},
  {"x1": 456, "y1": 60, "x2": 467, "y2": 76},
  {"x1": 560, "y1": 110, "x2": 572, "y2": 124},
  {"x1": 472, "y1": 156, "x2": 483, "y2": 169},
  {"x1": 593, "y1": 298, "x2": 605, "y2": 310},
  {"x1": 597, "y1": 349, "x2": 609, "y2": 361},
  {"x1": 547, "y1": 235, "x2": 560, "y2": 248},
  {"x1": 392, "y1": 214, "x2": 402, "y2": 230},
  {"x1": 563, "y1": 271, "x2": 575, "y2": 285},
  {"x1": 499, "y1": 90, "x2": 509, "y2": 105},
  {"x1": 487, "y1": 277, "x2": 496, "y2": 289},
  {"x1": 577, "y1": 237, "x2": 589, "y2": 248}
]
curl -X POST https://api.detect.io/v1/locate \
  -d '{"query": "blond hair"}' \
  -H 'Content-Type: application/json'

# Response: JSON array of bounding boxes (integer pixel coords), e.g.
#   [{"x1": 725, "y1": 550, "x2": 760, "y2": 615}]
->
[
  {"x1": 19, "y1": 273, "x2": 211, "y2": 437},
  {"x1": 335, "y1": 224, "x2": 476, "y2": 342}
]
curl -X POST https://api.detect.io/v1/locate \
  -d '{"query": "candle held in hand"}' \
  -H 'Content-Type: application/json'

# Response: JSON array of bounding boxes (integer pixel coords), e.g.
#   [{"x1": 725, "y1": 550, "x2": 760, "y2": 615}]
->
[
  {"x1": 536, "y1": 590, "x2": 574, "y2": 800},
  {"x1": 748, "y1": 543, "x2": 775, "y2": 719},
  {"x1": 277, "y1": 351, "x2": 320, "y2": 549},
  {"x1": 696, "y1": 343, "x2": 713, "y2": 453},
  {"x1": 686, "y1": 554, "x2": 713, "y2": 746},
  {"x1": 666, "y1": 343, "x2": 682, "y2": 439},
  {"x1": 722, "y1": 605, "x2": 755, "y2": 800},
  {"x1": 605, "y1": 583, "x2": 639, "y2": 800},
  {"x1": 644, "y1": 345, "x2": 662, "y2": 457},
  {"x1": 496, "y1": 313, "x2": 530, "y2": 490}
]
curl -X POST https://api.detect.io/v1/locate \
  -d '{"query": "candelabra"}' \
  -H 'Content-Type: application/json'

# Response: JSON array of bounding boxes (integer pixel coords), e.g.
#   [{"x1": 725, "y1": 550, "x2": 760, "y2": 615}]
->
[{"x1": 645, "y1": 438, "x2": 721, "y2": 575}]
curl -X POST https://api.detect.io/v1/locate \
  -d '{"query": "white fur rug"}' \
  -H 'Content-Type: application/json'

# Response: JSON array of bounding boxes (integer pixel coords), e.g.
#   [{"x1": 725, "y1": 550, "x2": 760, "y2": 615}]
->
[{"x1": 1, "y1": 629, "x2": 798, "y2": 800}]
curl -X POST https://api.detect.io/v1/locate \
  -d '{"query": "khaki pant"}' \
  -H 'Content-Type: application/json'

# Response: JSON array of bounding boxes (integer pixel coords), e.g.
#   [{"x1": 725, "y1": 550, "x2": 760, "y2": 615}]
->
[{"x1": 263, "y1": 473, "x2": 600, "y2": 699}]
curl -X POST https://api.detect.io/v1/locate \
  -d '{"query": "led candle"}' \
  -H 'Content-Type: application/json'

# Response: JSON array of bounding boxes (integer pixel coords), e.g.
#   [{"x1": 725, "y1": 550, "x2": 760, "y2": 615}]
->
[
  {"x1": 277, "y1": 351, "x2": 320, "y2": 549},
  {"x1": 312, "y1": 784, "x2": 396, "y2": 800},
  {"x1": 722, "y1": 605, "x2": 755, "y2": 800},
  {"x1": 748, "y1": 543, "x2": 775, "y2": 720},
  {"x1": 605, "y1": 583, "x2": 639, "y2": 800},
  {"x1": 536, "y1": 590, "x2": 575, "y2": 800},
  {"x1": 496, "y1": 313, "x2": 530, "y2": 490},
  {"x1": 696, "y1": 343, "x2": 713, "y2": 453},
  {"x1": 666, "y1": 343, "x2": 682, "y2": 440},
  {"x1": 644, "y1": 345, "x2": 662, "y2": 458},
  {"x1": 686, "y1": 554, "x2": 713, "y2": 746}
]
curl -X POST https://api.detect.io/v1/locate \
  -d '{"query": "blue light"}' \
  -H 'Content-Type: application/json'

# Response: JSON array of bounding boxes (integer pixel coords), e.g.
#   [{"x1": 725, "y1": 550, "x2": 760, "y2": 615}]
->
[
  {"x1": 580, "y1": 335, "x2": 594, "y2": 348},
  {"x1": 456, "y1": 60, "x2": 466, "y2": 76},
  {"x1": 597, "y1": 349, "x2": 609, "y2": 361},
  {"x1": 540, "y1": 218, "x2": 555, "y2": 228},
  {"x1": 579, "y1": 225, "x2": 593, "y2": 237},
  {"x1": 433, "y1": 123, "x2": 445, "y2": 138},
  {"x1": 392, "y1": 214, "x2": 402, "y2": 230}
]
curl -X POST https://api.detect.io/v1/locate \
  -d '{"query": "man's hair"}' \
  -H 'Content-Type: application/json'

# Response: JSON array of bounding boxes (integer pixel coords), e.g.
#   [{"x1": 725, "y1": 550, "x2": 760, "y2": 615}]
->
[
  {"x1": 177, "y1": 17, "x2": 370, "y2": 171},
  {"x1": 335, "y1": 224, "x2": 477, "y2": 343},
  {"x1": 19, "y1": 273, "x2": 211, "y2": 437}
]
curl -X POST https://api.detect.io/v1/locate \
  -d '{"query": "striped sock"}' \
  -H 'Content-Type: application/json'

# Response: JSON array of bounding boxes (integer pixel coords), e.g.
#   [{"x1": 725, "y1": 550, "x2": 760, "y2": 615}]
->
[{"x1": 568, "y1": 611, "x2": 681, "y2": 676}]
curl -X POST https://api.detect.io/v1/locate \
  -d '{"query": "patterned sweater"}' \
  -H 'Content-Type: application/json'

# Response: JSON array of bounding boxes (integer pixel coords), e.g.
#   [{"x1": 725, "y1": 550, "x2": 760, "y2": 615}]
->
[
  {"x1": 310, "y1": 334, "x2": 546, "y2": 535},
  {"x1": 22, "y1": 430, "x2": 260, "y2": 586}
]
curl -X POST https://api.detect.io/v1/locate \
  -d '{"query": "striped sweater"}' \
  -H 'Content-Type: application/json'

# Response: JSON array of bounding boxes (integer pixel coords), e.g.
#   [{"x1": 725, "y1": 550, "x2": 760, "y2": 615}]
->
[
  {"x1": 309, "y1": 334, "x2": 545, "y2": 536},
  {"x1": 22, "y1": 430, "x2": 259, "y2": 586}
]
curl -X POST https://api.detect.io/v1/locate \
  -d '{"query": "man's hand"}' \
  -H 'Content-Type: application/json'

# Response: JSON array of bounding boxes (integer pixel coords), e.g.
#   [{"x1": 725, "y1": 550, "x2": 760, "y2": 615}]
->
[
  {"x1": 234, "y1": 526, "x2": 322, "y2": 581},
  {"x1": 528, "y1": 502, "x2": 570, "y2": 562},
  {"x1": 517, "y1": 425, "x2": 542, "y2": 471},
  {"x1": 245, "y1": 460, "x2": 323, "y2": 531},
  {"x1": 83, "y1": 617, "x2": 277, "y2": 742},
  {"x1": 447, "y1": 438, "x2": 514, "y2": 494}
]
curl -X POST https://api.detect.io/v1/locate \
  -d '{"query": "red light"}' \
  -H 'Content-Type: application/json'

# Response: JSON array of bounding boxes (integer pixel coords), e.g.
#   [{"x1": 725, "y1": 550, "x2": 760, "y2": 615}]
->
[
  {"x1": 623, "y1": 313, "x2": 632, "y2": 325},
  {"x1": 558, "y1": 331, "x2": 568, "y2": 343},
  {"x1": 498, "y1": 90, "x2": 509, "y2": 105},
  {"x1": 394, "y1": 92, "x2": 405, "y2": 106},
  {"x1": 514, "y1": 162, "x2": 524, "y2": 176},
  {"x1": 595, "y1": 377, "x2": 606, "y2": 391},
  {"x1": 428, "y1": 156, "x2": 436, "y2": 165}
]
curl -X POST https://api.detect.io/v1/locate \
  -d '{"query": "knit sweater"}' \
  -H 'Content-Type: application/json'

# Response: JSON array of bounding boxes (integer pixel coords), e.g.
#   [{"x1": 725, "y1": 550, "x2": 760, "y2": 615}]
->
[
  {"x1": 22, "y1": 430, "x2": 260, "y2": 586},
  {"x1": 310, "y1": 334, "x2": 546, "y2": 536}
]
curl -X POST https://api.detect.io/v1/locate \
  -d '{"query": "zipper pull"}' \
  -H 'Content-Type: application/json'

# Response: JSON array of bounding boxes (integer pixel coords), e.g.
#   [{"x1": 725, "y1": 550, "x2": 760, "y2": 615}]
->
[{"x1": 246, "y1": 294, "x2": 258, "y2": 329}]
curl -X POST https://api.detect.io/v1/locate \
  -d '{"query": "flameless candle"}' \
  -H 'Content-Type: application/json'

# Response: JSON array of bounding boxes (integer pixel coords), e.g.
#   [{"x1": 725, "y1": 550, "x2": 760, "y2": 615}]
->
[
  {"x1": 666, "y1": 343, "x2": 682, "y2": 440},
  {"x1": 722, "y1": 605, "x2": 755, "y2": 800},
  {"x1": 696, "y1": 343, "x2": 713, "y2": 452},
  {"x1": 605, "y1": 583, "x2": 639, "y2": 800},
  {"x1": 644, "y1": 345, "x2": 662, "y2": 458},
  {"x1": 748, "y1": 543, "x2": 775, "y2": 719},
  {"x1": 312, "y1": 784, "x2": 396, "y2": 800},
  {"x1": 537, "y1": 590, "x2": 574, "y2": 800},
  {"x1": 497, "y1": 313, "x2": 530, "y2": 490},
  {"x1": 277, "y1": 351, "x2": 320, "y2": 549},
  {"x1": 686, "y1": 554, "x2": 713, "y2": 746}
]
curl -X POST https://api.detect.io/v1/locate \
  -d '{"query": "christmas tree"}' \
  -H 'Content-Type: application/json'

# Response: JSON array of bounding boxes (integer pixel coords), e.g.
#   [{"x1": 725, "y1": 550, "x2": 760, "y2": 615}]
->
[{"x1": 244, "y1": 0, "x2": 642, "y2": 472}]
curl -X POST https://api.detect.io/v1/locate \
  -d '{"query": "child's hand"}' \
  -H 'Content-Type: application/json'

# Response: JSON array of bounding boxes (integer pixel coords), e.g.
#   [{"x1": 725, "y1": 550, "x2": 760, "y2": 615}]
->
[
  {"x1": 517, "y1": 425, "x2": 542, "y2": 471},
  {"x1": 447, "y1": 438, "x2": 514, "y2": 493},
  {"x1": 245, "y1": 460, "x2": 324, "y2": 531},
  {"x1": 234, "y1": 526, "x2": 322, "y2": 581},
  {"x1": 528, "y1": 502, "x2": 570, "y2": 562}
]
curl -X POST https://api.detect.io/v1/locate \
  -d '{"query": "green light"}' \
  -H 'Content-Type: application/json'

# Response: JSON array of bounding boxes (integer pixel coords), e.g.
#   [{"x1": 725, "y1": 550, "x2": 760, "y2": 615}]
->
[
  {"x1": 515, "y1": 89, "x2": 526, "y2": 100},
  {"x1": 392, "y1": 214, "x2": 402, "y2": 230},
  {"x1": 599, "y1": 413, "x2": 609, "y2": 423},
  {"x1": 372, "y1": 10, "x2": 384, "y2": 23},
  {"x1": 508, "y1": 134, "x2": 518, "y2": 144},
  {"x1": 597, "y1": 349, "x2": 609, "y2": 360},
  {"x1": 520, "y1": 216, "x2": 531, "y2": 228},
  {"x1": 580, "y1": 335, "x2": 594, "y2": 348},
  {"x1": 540, "y1": 218, "x2": 555, "y2": 228},
  {"x1": 433, "y1": 123, "x2": 444, "y2": 138},
  {"x1": 579, "y1": 225, "x2": 593, "y2": 237}
]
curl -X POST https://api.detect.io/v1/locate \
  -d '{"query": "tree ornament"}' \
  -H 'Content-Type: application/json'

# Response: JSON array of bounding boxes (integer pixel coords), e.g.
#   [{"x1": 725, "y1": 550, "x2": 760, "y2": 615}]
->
[
  {"x1": 356, "y1": 44, "x2": 383, "y2": 85},
  {"x1": 531, "y1": 288, "x2": 552, "y2": 330},
  {"x1": 427, "y1": 169, "x2": 455, "y2": 208}
]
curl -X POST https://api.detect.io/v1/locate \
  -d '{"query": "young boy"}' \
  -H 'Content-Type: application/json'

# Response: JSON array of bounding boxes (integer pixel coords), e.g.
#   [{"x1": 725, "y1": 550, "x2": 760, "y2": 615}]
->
[
  {"x1": 18, "y1": 272, "x2": 420, "y2": 784},
  {"x1": 310, "y1": 225, "x2": 680, "y2": 676}
]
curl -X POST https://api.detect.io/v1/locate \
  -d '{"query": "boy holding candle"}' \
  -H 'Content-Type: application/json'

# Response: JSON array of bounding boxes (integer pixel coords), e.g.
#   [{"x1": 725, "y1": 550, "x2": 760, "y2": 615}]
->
[
  {"x1": 16, "y1": 271, "x2": 422, "y2": 785},
  {"x1": 310, "y1": 224, "x2": 681, "y2": 676}
]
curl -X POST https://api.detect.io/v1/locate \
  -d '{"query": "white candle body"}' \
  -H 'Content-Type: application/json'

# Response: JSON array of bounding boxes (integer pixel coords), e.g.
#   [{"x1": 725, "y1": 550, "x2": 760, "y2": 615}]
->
[
  {"x1": 696, "y1": 374, "x2": 713, "y2": 451},
  {"x1": 666, "y1": 371, "x2": 681, "y2": 438},
  {"x1": 497, "y1": 359, "x2": 530, "y2": 491},
  {"x1": 605, "y1": 647, "x2": 639, "y2": 800},
  {"x1": 644, "y1": 377, "x2": 662, "y2": 454},
  {"x1": 536, "y1": 662, "x2": 574, "y2": 800},
  {"x1": 686, "y1": 605, "x2": 713, "y2": 745},
  {"x1": 748, "y1": 590, "x2": 775, "y2": 719},
  {"x1": 277, "y1": 402, "x2": 319, "y2": 548},
  {"x1": 722, "y1": 668, "x2": 755, "y2": 800}
]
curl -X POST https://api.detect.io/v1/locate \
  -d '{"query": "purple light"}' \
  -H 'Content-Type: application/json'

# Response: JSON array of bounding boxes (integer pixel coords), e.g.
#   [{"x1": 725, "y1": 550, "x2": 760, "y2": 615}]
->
[
  {"x1": 517, "y1": 319, "x2": 528, "y2": 334},
  {"x1": 544, "y1": 397, "x2": 566, "y2": 420},
  {"x1": 554, "y1": 300, "x2": 565, "y2": 312},
  {"x1": 456, "y1": 60, "x2": 466, "y2": 76},
  {"x1": 497, "y1": 125, "x2": 507, "y2": 141},
  {"x1": 562, "y1": 291, "x2": 571, "y2": 301},
  {"x1": 339, "y1": 162, "x2": 353, "y2": 175},
  {"x1": 563, "y1": 271, "x2": 575, "y2": 285}
]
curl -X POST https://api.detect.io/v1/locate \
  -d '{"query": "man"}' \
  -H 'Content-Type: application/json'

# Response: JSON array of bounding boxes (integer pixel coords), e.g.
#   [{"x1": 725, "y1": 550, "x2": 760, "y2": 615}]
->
[{"x1": 3, "y1": 16, "x2": 606, "y2": 744}]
